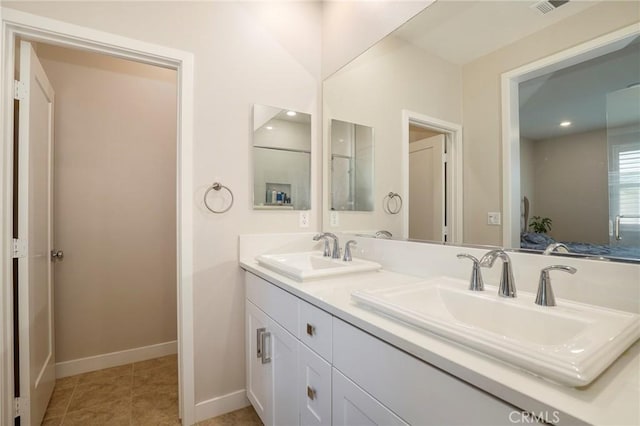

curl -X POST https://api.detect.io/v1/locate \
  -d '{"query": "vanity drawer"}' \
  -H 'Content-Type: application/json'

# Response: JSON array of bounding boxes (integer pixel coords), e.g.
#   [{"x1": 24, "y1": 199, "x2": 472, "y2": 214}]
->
[
  {"x1": 246, "y1": 272, "x2": 298, "y2": 336},
  {"x1": 298, "y1": 299, "x2": 333, "y2": 362}
]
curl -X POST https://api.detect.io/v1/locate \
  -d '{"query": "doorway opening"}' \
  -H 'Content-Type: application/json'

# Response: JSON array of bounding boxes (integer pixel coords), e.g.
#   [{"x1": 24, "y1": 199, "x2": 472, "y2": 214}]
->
[
  {"x1": 401, "y1": 110, "x2": 463, "y2": 244},
  {"x1": 1, "y1": 9, "x2": 195, "y2": 426}
]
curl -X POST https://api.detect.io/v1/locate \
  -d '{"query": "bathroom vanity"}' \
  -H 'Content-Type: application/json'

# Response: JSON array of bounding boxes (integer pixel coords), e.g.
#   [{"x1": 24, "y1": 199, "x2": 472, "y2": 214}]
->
[{"x1": 239, "y1": 233, "x2": 640, "y2": 426}]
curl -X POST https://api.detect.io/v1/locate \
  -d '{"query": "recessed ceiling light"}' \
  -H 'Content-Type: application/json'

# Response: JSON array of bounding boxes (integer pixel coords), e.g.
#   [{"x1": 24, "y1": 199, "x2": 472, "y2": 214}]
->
[
  {"x1": 266, "y1": 126, "x2": 273, "y2": 130},
  {"x1": 560, "y1": 121, "x2": 572, "y2": 127},
  {"x1": 286, "y1": 111, "x2": 297, "y2": 117}
]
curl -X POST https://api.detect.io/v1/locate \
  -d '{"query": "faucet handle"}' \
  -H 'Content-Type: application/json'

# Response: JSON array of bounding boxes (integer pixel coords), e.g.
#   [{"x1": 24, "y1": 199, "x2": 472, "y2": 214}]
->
[
  {"x1": 457, "y1": 254, "x2": 484, "y2": 291},
  {"x1": 535, "y1": 265, "x2": 577, "y2": 307},
  {"x1": 343, "y1": 240, "x2": 357, "y2": 262}
]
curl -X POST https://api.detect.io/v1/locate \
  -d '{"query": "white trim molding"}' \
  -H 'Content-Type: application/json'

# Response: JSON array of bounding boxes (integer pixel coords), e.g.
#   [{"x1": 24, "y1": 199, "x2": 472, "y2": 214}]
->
[
  {"x1": 55, "y1": 341, "x2": 178, "y2": 379},
  {"x1": 194, "y1": 389, "x2": 250, "y2": 423},
  {"x1": 0, "y1": 7, "x2": 196, "y2": 425},
  {"x1": 501, "y1": 23, "x2": 640, "y2": 248},
  {"x1": 401, "y1": 110, "x2": 464, "y2": 244}
]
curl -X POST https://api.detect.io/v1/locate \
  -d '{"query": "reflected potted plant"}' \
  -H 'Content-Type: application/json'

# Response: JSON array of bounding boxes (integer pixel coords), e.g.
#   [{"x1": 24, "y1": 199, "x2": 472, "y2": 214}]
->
[{"x1": 529, "y1": 216, "x2": 552, "y2": 234}]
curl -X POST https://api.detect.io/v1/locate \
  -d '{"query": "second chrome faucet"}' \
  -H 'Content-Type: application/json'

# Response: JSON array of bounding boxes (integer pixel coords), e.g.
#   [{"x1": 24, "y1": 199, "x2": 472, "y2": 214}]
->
[{"x1": 458, "y1": 249, "x2": 516, "y2": 298}]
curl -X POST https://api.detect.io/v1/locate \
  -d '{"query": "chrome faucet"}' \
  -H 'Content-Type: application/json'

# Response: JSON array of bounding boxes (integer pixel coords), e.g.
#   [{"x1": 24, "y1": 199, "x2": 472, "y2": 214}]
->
[
  {"x1": 312, "y1": 234, "x2": 332, "y2": 257},
  {"x1": 480, "y1": 249, "x2": 516, "y2": 298},
  {"x1": 313, "y1": 232, "x2": 340, "y2": 259},
  {"x1": 343, "y1": 240, "x2": 357, "y2": 261},
  {"x1": 535, "y1": 265, "x2": 576, "y2": 307},
  {"x1": 543, "y1": 243, "x2": 570, "y2": 255},
  {"x1": 456, "y1": 254, "x2": 484, "y2": 291}
]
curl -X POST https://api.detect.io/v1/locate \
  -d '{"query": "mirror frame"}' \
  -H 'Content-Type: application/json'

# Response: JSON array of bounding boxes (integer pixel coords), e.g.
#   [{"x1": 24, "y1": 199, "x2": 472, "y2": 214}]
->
[{"x1": 501, "y1": 23, "x2": 640, "y2": 247}]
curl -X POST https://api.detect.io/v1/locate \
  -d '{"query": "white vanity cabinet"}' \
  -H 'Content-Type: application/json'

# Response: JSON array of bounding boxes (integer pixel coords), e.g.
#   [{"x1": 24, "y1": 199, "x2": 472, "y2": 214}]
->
[{"x1": 245, "y1": 271, "x2": 518, "y2": 426}]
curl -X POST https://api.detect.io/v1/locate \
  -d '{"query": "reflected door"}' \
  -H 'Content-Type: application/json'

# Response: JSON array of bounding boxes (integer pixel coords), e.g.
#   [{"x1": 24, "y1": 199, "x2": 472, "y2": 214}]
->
[
  {"x1": 607, "y1": 86, "x2": 640, "y2": 248},
  {"x1": 409, "y1": 135, "x2": 445, "y2": 241}
]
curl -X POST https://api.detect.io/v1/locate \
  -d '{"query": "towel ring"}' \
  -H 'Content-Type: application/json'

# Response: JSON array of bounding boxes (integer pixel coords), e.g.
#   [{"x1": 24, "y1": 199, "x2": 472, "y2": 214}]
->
[
  {"x1": 383, "y1": 192, "x2": 402, "y2": 215},
  {"x1": 204, "y1": 182, "x2": 234, "y2": 214}
]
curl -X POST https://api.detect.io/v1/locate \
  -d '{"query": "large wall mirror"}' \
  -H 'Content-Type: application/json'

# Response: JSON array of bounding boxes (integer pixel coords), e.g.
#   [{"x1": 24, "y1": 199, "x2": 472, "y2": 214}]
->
[
  {"x1": 322, "y1": 0, "x2": 639, "y2": 262},
  {"x1": 253, "y1": 104, "x2": 311, "y2": 210}
]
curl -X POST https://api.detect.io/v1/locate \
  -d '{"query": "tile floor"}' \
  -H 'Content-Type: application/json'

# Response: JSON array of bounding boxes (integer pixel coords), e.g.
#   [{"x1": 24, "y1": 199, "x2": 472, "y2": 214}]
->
[{"x1": 41, "y1": 354, "x2": 262, "y2": 426}]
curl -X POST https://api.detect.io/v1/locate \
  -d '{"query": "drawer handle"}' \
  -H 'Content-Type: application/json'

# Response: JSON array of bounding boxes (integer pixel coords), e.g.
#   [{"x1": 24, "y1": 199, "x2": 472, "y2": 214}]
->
[
  {"x1": 307, "y1": 386, "x2": 316, "y2": 400},
  {"x1": 306, "y1": 323, "x2": 315, "y2": 336},
  {"x1": 261, "y1": 331, "x2": 272, "y2": 364}
]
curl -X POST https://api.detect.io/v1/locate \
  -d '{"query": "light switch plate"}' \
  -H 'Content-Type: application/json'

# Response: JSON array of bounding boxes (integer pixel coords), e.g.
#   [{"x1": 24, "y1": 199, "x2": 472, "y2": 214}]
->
[
  {"x1": 487, "y1": 212, "x2": 501, "y2": 225},
  {"x1": 299, "y1": 211, "x2": 310, "y2": 228}
]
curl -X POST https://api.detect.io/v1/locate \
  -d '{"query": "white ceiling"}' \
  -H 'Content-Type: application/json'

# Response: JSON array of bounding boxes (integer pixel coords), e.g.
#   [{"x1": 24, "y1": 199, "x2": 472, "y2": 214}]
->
[{"x1": 390, "y1": 0, "x2": 640, "y2": 140}]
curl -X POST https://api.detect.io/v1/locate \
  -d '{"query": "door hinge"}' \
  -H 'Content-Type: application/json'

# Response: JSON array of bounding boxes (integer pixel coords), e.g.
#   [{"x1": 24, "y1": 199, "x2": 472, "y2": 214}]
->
[
  {"x1": 12, "y1": 238, "x2": 27, "y2": 258},
  {"x1": 442, "y1": 152, "x2": 448, "y2": 163},
  {"x1": 14, "y1": 80, "x2": 27, "y2": 101},
  {"x1": 14, "y1": 397, "x2": 26, "y2": 417}
]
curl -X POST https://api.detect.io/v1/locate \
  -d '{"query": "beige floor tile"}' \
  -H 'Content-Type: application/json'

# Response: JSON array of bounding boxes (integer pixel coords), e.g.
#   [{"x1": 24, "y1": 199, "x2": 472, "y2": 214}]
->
[
  {"x1": 54, "y1": 375, "x2": 80, "y2": 391},
  {"x1": 41, "y1": 416, "x2": 64, "y2": 426},
  {"x1": 67, "y1": 375, "x2": 132, "y2": 412},
  {"x1": 62, "y1": 397, "x2": 131, "y2": 426},
  {"x1": 43, "y1": 386, "x2": 74, "y2": 420},
  {"x1": 77, "y1": 364, "x2": 133, "y2": 385},
  {"x1": 133, "y1": 354, "x2": 177, "y2": 374},
  {"x1": 131, "y1": 389, "x2": 180, "y2": 426},
  {"x1": 133, "y1": 364, "x2": 178, "y2": 396}
]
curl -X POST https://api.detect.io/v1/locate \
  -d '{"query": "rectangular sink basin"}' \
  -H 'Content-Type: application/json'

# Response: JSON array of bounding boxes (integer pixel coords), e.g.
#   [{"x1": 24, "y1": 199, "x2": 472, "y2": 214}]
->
[
  {"x1": 351, "y1": 277, "x2": 640, "y2": 386},
  {"x1": 256, "y1": 251, "x2": 381, "y2": 282}
]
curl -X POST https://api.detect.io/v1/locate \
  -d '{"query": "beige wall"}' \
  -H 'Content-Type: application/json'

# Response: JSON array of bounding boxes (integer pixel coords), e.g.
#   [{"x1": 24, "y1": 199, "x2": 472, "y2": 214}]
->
[
  {"x1": 520, "y1": 137, "x2": 536, "y2": 232},
  {"x1": 324, "y1": 35, "x2": 462, "y2": 236},
  {"x1": 462, "y1": 1, "x2": 638, "y2": 245},
  {"x1": 533, "y1": 129, "x2": 609, "y2": 244},
  {"x1": 3, "y1": 0, "x2": 323, "y2": 405},
  {"x1": 36, "y1": 44, "x2": 178, "y2": 362}
]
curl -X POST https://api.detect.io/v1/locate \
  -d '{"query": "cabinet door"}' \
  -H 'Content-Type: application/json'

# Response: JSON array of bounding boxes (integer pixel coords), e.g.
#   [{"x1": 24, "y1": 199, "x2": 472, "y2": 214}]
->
[
  {"x1": 246, "y1": 300, "x2": 272, "y2": 424},
  {"x1": 299, "y1": 343, "x2": 331, "y2": 426},
  {"x1": 332, "y1": 368, "x2": 408, "y2": 426},
  {"x1": 270, "y1": 318, "x2": 300, "y2": 426}
]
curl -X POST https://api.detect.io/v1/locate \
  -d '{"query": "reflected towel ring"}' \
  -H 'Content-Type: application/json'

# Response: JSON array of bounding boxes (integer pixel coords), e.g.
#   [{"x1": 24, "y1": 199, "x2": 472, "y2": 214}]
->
[
  {"x1": 204, "y1": 182, "x2": 234, "y2": 214},
  {"x1": 383, "y1": 192, "x2": 402, "y2": 214}
]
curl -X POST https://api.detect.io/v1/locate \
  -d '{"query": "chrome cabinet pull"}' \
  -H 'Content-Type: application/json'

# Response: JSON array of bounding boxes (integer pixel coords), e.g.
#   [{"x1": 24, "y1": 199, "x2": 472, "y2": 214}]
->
[
  {"x1": 307, "y1": 386, "x2": 316, "y2": 400},
  {"x1": 261, "y1": 331, "x2": 272, "y2": 364},
  {"x1": 256, "y1": 327, "x2": 265, "y2": 359},
  {"x1": 51, "y1": 250, "x2": 64, "y2": 261},
  {"x1": 306, "y1": 323, "x2": 315, "y2": 336}
]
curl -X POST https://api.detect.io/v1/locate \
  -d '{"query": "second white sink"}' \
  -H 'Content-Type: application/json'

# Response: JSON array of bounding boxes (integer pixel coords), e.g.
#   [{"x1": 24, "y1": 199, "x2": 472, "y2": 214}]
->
[
  {"x1": 352, "y1": 277, "x2": 640, "y2": 386},
  {"x1": 256, "y1": 251, "x2": 381, "y2": 281}
]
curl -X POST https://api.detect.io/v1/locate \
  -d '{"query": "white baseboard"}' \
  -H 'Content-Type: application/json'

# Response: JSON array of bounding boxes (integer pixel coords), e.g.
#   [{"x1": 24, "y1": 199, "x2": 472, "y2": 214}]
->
[
  {"x1": 55, "y1": 340, "x2": 177, "y2": 378},
  {"x1": 195, "y1": 389, "x2": 250, "y2": 423}
]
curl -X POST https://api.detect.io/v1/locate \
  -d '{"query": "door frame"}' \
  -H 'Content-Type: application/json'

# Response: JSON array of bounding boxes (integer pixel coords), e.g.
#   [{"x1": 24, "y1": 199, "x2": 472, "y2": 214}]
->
[
  {"x1": 501, "y1": 23, "x2": 640, "y2": 249},
  {"x1": 401, "y1": 110, "x2": 463, "y2": 243},
  {"x1": 0, "y1": 7, "x2": 196, "y2": 425}
]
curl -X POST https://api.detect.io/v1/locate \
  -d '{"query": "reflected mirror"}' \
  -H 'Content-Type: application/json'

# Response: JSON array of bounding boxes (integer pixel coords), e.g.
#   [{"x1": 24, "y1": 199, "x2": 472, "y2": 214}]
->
[
  {"x1": 330, "y1": 119, "x2": 375, "y2": 212},
  {"x1": 322, "y1": 0, "x2": 639, "y2": 261},
  {"x1": 253, "y1": 104, "x2": 311, "y2": 210}
]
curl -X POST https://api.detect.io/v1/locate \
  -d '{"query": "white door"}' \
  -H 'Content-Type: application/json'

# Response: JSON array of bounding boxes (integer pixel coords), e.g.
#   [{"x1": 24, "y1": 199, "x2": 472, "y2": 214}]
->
[
  {"x1": 246, "y1": 300, "x2": 271, "y2": 424},
  {"x1": 270, "y1": 317, "x2": 299, "y2": 426},
  {"x1": 16, "y1": 40, "x2": 56, "y2": 425},
  {"x1": 409, "y1": 134, "x2": 445, "y2": 241},
  {"x1": 299, "y1": 343, "x2": 331, "y2": 426}
]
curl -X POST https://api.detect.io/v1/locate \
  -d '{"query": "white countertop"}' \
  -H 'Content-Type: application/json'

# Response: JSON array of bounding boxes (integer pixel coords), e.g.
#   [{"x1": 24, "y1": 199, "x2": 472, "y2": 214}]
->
[{"x1": 240, "y1": 258, "x2": 640, "y2": 426}]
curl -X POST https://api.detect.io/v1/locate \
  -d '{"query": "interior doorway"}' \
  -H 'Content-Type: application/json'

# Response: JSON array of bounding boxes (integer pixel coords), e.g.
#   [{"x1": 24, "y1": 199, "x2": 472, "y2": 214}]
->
[
  {"x1": 13, "y1": 38, "x2": 179, "y2": 425},
  {"x1": 401, "y1": 110, "x2": 463, "y2": 244},
  {"x1": 1, "y1": 8, "x2": 196, "y2": 425}
]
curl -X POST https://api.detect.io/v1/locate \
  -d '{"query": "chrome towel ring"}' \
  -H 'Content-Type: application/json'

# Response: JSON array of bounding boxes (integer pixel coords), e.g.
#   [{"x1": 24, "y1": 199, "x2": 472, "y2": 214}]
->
[
  {"x1": 204, "y1": 182, "x2": 234, "y2": 214},
  {"x1": 383, "y1": 192, "x2": 402, "y2": 214}
]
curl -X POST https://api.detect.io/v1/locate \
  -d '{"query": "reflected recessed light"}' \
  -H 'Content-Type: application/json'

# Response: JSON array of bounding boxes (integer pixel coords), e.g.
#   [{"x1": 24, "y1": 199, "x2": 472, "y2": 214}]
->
[
  {"x1": 286, "y1": 111, "x2": 297, "y2": 117},
  {"x1": 266, "y1": 126, "x2": 273, "y2": 130},
  {"x1": 560, "y1": 121, "x2": 572, "y2": 127}
]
